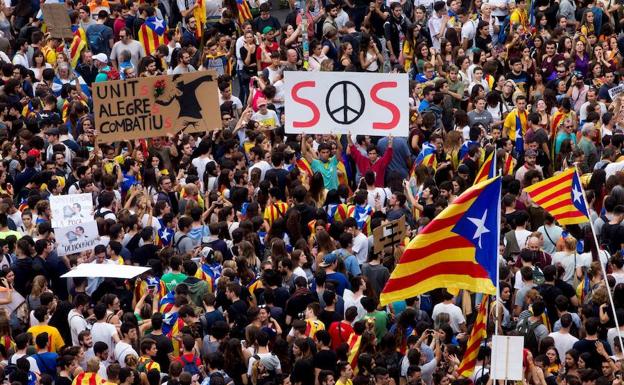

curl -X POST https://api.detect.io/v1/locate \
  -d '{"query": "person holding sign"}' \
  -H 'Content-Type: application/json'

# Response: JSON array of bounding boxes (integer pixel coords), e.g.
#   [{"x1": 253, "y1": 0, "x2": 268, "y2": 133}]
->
[{"x1": 346, "y1": 132, "x2": 393, "y2": 187}]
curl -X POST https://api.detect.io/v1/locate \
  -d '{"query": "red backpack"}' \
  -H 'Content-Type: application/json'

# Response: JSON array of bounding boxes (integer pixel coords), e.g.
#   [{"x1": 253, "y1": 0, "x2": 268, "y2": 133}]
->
[{"x1": 101, "y1": 67, "x2": 120, "y2": 81}]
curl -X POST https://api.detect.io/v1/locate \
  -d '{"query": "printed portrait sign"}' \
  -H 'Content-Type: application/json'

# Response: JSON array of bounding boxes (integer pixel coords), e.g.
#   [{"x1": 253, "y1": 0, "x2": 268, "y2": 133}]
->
[
  {"x1": 50, "y1": 193, "x2": 94, "y2": 228},
  {"x1": 42, "y1": 4, "x2": 73, "y2": 40},
  {"x1": 55, "y1": 221, "x2": 100, "y2": 256},
  {"x1": 284, "y1": 72, "x2": 409, "y2": 136},
  {"x1": 93, "y1": 70, "x2": 221, "y2": 143}
]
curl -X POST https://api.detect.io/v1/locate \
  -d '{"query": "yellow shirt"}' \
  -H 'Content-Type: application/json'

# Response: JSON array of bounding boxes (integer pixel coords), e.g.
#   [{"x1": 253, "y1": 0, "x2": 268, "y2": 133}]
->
[
  {"x1": 503, "y1": 108, "x2": 528, "y2": 142},
  {"x1": 336, "y1": 379, "x2": 353, "y2": 385},
  {"x1": 27, "y1": 324, "x2": 65, "y2": 353}
]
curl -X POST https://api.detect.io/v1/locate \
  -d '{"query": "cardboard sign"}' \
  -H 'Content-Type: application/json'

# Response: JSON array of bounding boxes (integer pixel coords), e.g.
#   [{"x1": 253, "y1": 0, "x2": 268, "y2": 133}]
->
[
  {"x1": 93, "y1": 70, "x2": 221, "y2": 143},
  {"x1": 56, "y1": 221, "x2": 100, "y2": 256},
  {"x1": 284, "y1": 72, "x2": 409, "y2": 136},
  {"x1": 50, "y1": 193, "x2": 94, "y2": 228},
  {"x1": 42, "y1": 4, "x2": 73, "y2": 40},
  {"x1": 373, "y1": 216, "x2": 407, "y2": 254},
  {"x1": 491, "y1": 335, "x2": 524, "y2": 380},
  {"x1": 608, "y1": 84, "x2": 624, "y2": 100},
  {"x1": 62, "y1": 264, "x2": 150, "y2": 279}
]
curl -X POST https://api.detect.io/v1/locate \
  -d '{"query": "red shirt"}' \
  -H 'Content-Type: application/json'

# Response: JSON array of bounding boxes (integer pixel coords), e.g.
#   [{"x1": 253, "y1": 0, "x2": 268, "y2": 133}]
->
[
  {"x1": 255, "y1": 42, "x2": 279, "y2": 70},
  {"x1": 328, "y1": 320, "x2": 354, "y2": 350},
  {"x1": 349, "y1": 144, "x2": 393, "y2": 187},
  {"x1": 175, "y1": 353, "x2": 201, "y2": 367}
]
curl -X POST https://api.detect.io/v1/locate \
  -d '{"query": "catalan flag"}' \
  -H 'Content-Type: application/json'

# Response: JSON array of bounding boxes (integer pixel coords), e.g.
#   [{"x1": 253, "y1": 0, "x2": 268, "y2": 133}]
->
[
  {"x1": 457, "y1": 295, "x2": 488, "y2": 378},
  {"x1": 164, "y1": 311, "x2": 185, "y2": 355},
  {"x1": 523, "y1": 168, "x2": 589, "y2": 225},
  {"x1": 474, "y1": 150, "x2": 496, "y2": 185},
  {"x1": 69, "y1": 25, "x2": 87, "y2": 68},
  {"x1": 503, "y1": 152, "x2": 515, "y2": 175},
  {"x1": 504, "y1": 108, "x2": 528, "y2": 154},
  {"x1": 326, "y1": 203, "x2": 354, "y2": 223},
  {"x1": 346, "y1": 332, "x2": 362, "y2": 370},
  {"x1": 236, "y1": 0, "x2": 253, "y2": 25},
  {"x1": 263, "y1": 200, "x2": 288, "y2": 227},
  {"x1": 139, "y1": 16, "x2": 167, "y2": 56},
  {"x1": 72, "y1": 371, "x2": 105, "y2": 385},
  {"x1": 296, "y1": 157, "x2": 313, "y2": 177},
  {"x1": 380, "y1": 177, "x2": 501, "y2": 305},
  {"x1": 193, "y1": 0, "x2": 206, "y2": 41},
  {"x1": 195, "y1": 265, "x2": 215, "y2": 292},
  {"x1": 353, "y1": 203, "x2": 373, "y2": 235},
  {"x1": 159, "y1": 290, "x2": 175, "y2": 313},
  {"x1": 415, "y1": 142, "x2": 437, "y2": 169}
]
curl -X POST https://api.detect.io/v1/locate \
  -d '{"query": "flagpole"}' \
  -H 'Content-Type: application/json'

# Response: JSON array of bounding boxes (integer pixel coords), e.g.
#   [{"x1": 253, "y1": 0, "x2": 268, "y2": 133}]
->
[{"x1": 575, "y1": 166, "x2": 624, "y2": 352}]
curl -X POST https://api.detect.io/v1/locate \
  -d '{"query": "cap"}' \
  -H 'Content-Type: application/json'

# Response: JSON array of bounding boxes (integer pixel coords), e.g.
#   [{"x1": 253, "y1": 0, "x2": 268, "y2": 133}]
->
[
  {"x1": 262, "y1": 26, "x2": 273, "y2": 34},
  {"x1": 457, "y1": 164, "x2": 470, "y2": 174},
  {"x1": 27, "y1": 149, "x2": 41, "y2": 158},
  {"x1": 257, "y1": 97, "x2": 268, "y2": 107},
  {"x1": 93, "y1": 53, "x2": 108, "y2": 63},
  {"x1": 200, "y1": 246, "x2": 214, "y2": 261},
  {"x1": 319, "y1": 252, "x2": 337, "y2": 268},
  {"x1": 574, "y1": 71, "x2": 584, "y2": 79},
  {"x1": 45, "y1": 127, "x2": 60, "y2": 136},
  {"x1": 525, "y1": 149, "x2": 538, "y2": 157}
]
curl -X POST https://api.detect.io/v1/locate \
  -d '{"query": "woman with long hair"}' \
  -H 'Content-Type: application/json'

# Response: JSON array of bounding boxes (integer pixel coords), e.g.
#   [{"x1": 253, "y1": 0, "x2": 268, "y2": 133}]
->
[
  {"x1": 564, "y1": 349, "x2": 580, "y2": 378},
  {"x1": 529, "y1": 72, "x2": 546, "y2": 103},
  {"x1": 339, "y1": 42, "x2": 353, "y2": 70},
  {"x1": 557, "y1": 35, "x2": 573, "y2": 59},
  {"x1": 359, "y1": 32, "x2": 383, "y2": 73},
  {"x1": 579, "y1": 11, "x2": 595, "y2": 44},
  {"x1": 308, "y1": 172, "x2": 327, "y2": 207},
  {"x1": 29, "y1": 50, "x2": 52, "y2": 82},
  {"x1": 308, "y1": 40, "x2": 328, "y2": 72},
  {"x1": 291, "y1": 338, "x2": 314, "y2": 385},
  {"x1": 222, "y1": 338, "x2": 249, "y2": 385},
  {"x1": 28, "y1": 275, "x2": 49, "y2": 311}
]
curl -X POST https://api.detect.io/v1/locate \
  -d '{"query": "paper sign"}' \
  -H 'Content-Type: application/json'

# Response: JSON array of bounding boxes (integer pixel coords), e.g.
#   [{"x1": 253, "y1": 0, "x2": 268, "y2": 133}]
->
[
  {"x1": 284, "y1": 72, "x2": 409, "y2": 136},
  {"x1": 0, "y1": 287, "x2": 25, "y2": 315},
  {"x1": 61, "y1": 264, "x2": 150, "y2": 279},
  {"x1": 42, "y1": 4, "x2": 73, "y2": 40},
  {"x1": 373, "y1": 216, "x2": 407, "y2": 254},
  {"x1": 608, "y1": 84, "x2": 624, "y2": 100},
  {"x1": 491, "y1": 335, "x2": 524, "y2": 380},
  {"x1": 55, "y1": 221, "x2": 100, "y2": 256},
  {"x1": 50, "y1": 193, "x2": 94, "y2": 228},
  {"x1": 93, "y1": 70, "x2": 221, "y2": 143}
]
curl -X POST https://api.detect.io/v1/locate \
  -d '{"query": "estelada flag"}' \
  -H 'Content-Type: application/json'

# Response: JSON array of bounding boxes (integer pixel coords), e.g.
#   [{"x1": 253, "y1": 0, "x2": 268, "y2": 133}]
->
[
  {"x1": 474, "y1": 149, "x2": 496, "y2": 185},
  {"x1": 457, "y1": 295, "x2": 488, "y2": 378},
  {"x1": 139, "y1": 16, "x2": 168, "y2": 56},
  {"x1": 380, "y1": 177, "x2": 501, "y2": 305},
  {"x1": 523, "y1": 168, "x2": 589, "y2": 225}
]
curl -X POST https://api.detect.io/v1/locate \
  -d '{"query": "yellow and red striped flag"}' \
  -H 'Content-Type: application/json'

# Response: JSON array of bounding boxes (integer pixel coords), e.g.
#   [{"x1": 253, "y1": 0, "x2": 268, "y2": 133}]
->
[
  {"x1": 523, "y1": 168, "x2": 589, "y2": 225},
  {"x1": 263, "y1": 200, "x2": 288, "y2": 227},
  {"x1": 474, "y1": 150, "x2": 496, "y2": 185},
  {"x1": 193, "y1": 0, "x2": 206, "y2": 41},
  {"x1": 503, "y1": 152, "x2": 515, "y2": 175},
  {"x1": 347, "y1": 333, "x2": 362, "y2": 370},
  {"x1": 380, "y1": 177, "x2": 501, "y2": 305},
  {"x1": 457, "y1": 295, "x2": 488, "y2": 378},
  {"x1": 139, "y1": 16, "x2": 167, "y2": 56},
  {"x1": 236, "y1": 0, "x2": 252, "y2": 25}
]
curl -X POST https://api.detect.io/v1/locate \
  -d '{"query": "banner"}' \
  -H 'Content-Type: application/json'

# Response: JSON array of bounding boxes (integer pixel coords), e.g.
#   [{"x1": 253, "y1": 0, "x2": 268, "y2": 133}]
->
[
  {"x1": 56, "y1": 221, "x2": 100, "y2": 256},
  {"x1": 608, "y1": 83, "x2": 624, "y2": 100},
  {"x1": 284, "y1": 72, "x2": 409, "y2": 136},
  {"x1": 93, "y1": 70, "x2": 221, "y2": 143},
  {"x1": 42, "y1": 4, "x2": 74, "y2": 40},
  {"x1": 50, "y1": 193, "x2": 94, "y2": 228},
  {"x1": 62, "y1": 264, "x2": 150, "y2": 279}
]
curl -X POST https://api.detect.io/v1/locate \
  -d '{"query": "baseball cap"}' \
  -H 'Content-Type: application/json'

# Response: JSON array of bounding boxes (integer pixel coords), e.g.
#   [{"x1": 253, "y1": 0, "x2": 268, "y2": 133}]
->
[
  {"x1": 28, "y1": 149, "x2": 41, "y2": 158},
  {"x1": 457, "y1": 164, "x2": 470, "y2": 174},
  {"x1": 93, "y1": 53, "x2": 108, "y2": 63},
  {"x1": 525, "y1": 149, "x2": 538, "y2": 157},
  {"x1": 319, "y1": 252, "x2": 337, "y2": 268},
  {"x1": 262, "y1": 26, "x2": 273, "y2": 34}
]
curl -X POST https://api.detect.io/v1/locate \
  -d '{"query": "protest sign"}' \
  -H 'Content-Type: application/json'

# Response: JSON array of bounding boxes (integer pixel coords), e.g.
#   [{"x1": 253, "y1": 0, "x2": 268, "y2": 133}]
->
[
  {"x1": 56, "y1": 221, "x2": 100, "y2": 256},
  {"x1": 50, "y1": 193, "x2": 94, "y2": 228},
  {"x1": 491, "y1": 335, "x2": 524, "y2": 380},
  {"x1": 373, "y1": 216, "x2": 407, "y2": 254},
  {"x1": 62, "y1": 264, "x2": 150, "y2": 279},
  {"x1": 284, "y1": 72, "x2": 409, "y2": 136},
  {"x1": 42, "y1": 4, "x2": 74, "y2": 40},
  {"x1": 609, "y1": 84, "x2": 624, "y2": 100},
  {"x1": 93, "y1": 70, "x2": 221, "y2": 143}
]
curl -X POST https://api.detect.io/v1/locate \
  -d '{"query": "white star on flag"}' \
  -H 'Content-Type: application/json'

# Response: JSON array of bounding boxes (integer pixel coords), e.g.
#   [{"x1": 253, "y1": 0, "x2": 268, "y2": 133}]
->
[
  {"x1": 468, "y1": 209, "x2": 490, "y2": 249},
  {"x1": 572, "y1": 185, "x2": 583, "y2": 204},
  {"x1": 161, "y1": 228, "x2": 170, "y2": 240},
  {"x1": 153, "y1": 18, "x2": 164, "y2": 30}
]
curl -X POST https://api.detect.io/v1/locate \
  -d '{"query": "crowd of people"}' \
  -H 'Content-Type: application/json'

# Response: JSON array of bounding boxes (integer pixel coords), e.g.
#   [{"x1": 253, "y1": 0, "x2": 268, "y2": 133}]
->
[{"x1": 1, "y1": 0, "x2": 624, "y2": 385}]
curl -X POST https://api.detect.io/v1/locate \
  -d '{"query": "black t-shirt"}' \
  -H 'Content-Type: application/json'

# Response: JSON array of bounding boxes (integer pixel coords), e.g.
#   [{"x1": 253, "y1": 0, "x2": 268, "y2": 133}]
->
[
  {"x1": 286, "y1": 292, "x2": 317, "y2": 318},
  {"x1": 572, "y1": 339, "x2": 612, "y2": 371},
  {"x1": 252, "y1": 16, "x2": 281, "y2": 34},
  {"x1": 210, "y1": 20, "x2": 237, "y2": 36},
  {"x1": 227, "y1": 299, "x2": 249, "y2": 338},
  {"x1": 239, "y1": 46, "x2": 258, "y2": 75},
  {"x1": 265, "y1": 168, "x2": 289, "y2": 200},
  {"x1": 132, "y1": 244, "x2": 159, "y2": 266},
  {"x1": 314, "y1": 349, "x2": 337, "y2": 372},
  {"x1": 601, "y1": 223, "x2": 624, "y2": 253},
  {"x1": 147, "y1": 332, "x2": 174, "y2": 373},
  {"x1": 318, "y1": 309, "x2": 341, "y2": 329},
  {"x1": 369, "y1": 6, "x2": 389, "y2": 38}
]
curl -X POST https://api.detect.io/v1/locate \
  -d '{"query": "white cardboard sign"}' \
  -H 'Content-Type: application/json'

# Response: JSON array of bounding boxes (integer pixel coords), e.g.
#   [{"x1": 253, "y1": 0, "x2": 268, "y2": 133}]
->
[
  {"x1": 491, "y1": 335, "x2": 524, "y2": 381},
  {"x1": 284, "y1": 72, "x2": 409, "y2": 136},
  {"x1": 50, "y1": 193, "x2": 94, "y2": 228},
  {"x1": 55, "y1": 221, "x2": 100, "y2": 256}
]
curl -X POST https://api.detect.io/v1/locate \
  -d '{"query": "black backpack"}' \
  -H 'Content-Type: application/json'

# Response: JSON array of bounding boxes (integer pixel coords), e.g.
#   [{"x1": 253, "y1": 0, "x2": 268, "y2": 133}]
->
[{"x1": 516, "y1": 318, "x2": 541, "y2": 355}]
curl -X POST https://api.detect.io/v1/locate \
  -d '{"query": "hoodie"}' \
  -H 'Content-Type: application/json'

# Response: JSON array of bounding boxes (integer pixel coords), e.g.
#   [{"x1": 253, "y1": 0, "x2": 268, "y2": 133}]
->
[{"x1": 183, "y1": 276, "x2": 209, "y2": 307}]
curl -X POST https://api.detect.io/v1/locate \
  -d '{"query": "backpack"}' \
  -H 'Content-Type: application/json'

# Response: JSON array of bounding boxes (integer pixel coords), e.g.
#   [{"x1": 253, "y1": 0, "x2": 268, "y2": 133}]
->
[
  {"x1": 516, "y1": 318, "x2": 541, "y2": 355},
  {"x1": 180, "y1": 354, "x2": 200, "y2": 376},
  {"x1": 101, "y1": 67, "x2": 120, "y2": 81},
  {"x1": 88, "y1": 27, "x2": 107, "y2": 55},
  {"x1": 532, "y1": 265, "x2": 545, "y2": 285},
  {"x1": 94, "y1": 208, "x2": 112, "y2": 219}
]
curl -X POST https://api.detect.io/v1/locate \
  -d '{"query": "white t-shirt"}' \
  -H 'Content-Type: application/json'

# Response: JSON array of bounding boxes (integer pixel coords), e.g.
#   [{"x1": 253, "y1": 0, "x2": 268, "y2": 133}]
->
[
  {"x1": 114, "y1": 341, "x2": 138, "y2": 368},
  {"x1": 68, "y1": 309, "x2": 90, "y2": 346},
  {"x1": 461, "y1": 19, "x2": 478, "y2": 46},
  {"x1": 9, "y1": 353, "x2": 40, "y2": 374},
  {"x1": 248, "y1": 160, "x2": 272, "y2": 181},
  {"x1": 219, "y1": 95, "x2": 243, "y2": 113},
  {"x1": 352, "y1": 232, "x2": 369, "y2": 265},
  {"x1": 366, "y1": 187, "x2": 391, "y2": 208},
  {"x1": 431, "y1": 302, "x2": 466, "y2": 333},
  {"x1": 251, "y1": 109, "x2": 280, "y2": 128},
  {"x1": 551, "y1": 251, "x2": 579, "y2": 285},
  {"x1": 90, "y1": 322, "x2": 119, "y2": 362},
  {"x1": 549, "y1": 331, "x2": 578, "y2": 362},
  {"x1": 485, "y1": 0, "x2": 509, "y2": 17}
]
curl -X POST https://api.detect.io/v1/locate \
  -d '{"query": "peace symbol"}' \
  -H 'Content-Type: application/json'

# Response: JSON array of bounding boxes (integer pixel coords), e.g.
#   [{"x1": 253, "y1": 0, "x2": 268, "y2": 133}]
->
[{"x1": 325, "y1": 81, "x2": 365, "y2": 125}]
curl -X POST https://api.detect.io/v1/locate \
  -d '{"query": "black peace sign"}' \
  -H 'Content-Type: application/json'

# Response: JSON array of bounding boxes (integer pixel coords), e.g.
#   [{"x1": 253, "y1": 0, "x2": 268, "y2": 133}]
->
[{"x1": 325, "y1": 81, "x2": 365, "y2": 125}]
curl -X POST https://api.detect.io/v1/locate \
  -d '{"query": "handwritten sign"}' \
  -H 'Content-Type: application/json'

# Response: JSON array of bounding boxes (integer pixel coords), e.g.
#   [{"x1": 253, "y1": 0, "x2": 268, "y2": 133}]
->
[
  {"x1": 56, "y1": 221, "x2": 99, "y2": 256},
  {"x1": 42, "y1": 4, "x2": 73, "y2": 40},
  {"x1": 285, "y1": 72, "x2": 409, "y2": 136},
  {"x1": 608, "y1": 84, "x2": 624, "y2": 100},
  {"x1": 373, "y1": 216, "x2": 407, "y2": 254},
  {"x1": 93, "y1": 71, "x2": 221, "y2": 143},
  {"x1": 50, "y1": 193, "x2": 94, "y2": 228}
]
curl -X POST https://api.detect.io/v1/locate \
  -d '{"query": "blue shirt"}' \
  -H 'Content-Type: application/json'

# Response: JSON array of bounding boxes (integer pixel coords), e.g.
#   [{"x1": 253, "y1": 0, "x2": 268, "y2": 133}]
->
[
  {"x1": 311, "y1": 156, "x2": 339, "y2": 190},
  {"x1": 377, "y1": 136, "x2": 412, "y2": 181},
  {"x1": 335, "y1": 248, "x2": 361, "y2": 277}
]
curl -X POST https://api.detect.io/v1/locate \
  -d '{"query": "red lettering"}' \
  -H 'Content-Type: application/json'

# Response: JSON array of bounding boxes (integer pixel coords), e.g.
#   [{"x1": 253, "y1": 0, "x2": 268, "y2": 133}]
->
[
  {"x1": 370, "y1": 82, "x2": 400, "y2": 130},
  {"x1": 291, "y1": 81, "x2": 320, "y2": 128},
  {"x1": 140, "y1": 85, "x2": 149, "y2": 96},
  {"x1": 152, "y1": 104, "x2": 160, "y2": 114},
  {"x1": 164, "y1": 117, "x2": 173, "y2": 129}
]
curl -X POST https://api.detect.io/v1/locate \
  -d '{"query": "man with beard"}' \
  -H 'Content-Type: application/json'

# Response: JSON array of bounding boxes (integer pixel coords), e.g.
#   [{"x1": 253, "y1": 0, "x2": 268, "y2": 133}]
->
[{"x1": 68, "y1": 293, "x2": 92, "y2": 346}]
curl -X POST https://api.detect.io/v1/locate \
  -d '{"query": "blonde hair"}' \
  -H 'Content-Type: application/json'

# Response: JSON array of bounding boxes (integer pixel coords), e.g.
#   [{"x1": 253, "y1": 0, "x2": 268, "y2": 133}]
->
[
  {"x1": 563, "y1": 235, "x2": 577, "y2": 252},
  {"x1": 30, "y1": 275, "x2": 47, "y2": 297}
]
